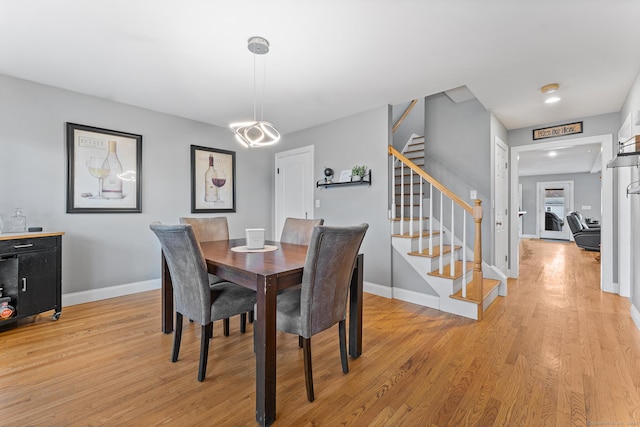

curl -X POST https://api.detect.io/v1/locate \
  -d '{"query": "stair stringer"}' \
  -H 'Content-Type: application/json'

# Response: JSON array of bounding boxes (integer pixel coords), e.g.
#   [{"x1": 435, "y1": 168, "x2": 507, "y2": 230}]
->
[
  {"x1": 431, "y1": 217, "x2": 508, "y2": 300},
  {"x1": 391, "y1": 234, "x2": 482, "y2": 320},
  {"x1": 391, "y1": 217, "x2": 506, "y2": 320}
]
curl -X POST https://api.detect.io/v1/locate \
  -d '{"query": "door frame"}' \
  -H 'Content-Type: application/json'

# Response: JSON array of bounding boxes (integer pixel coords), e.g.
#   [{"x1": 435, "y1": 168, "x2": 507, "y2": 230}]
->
[
  {"x1": 509, "y1": 134, "x2": 614, "y2": 294},
  {"x1": 536, "y1": 180, "x2": 574, "y2": 240},
  {"x1": 493, "y1": 136, "x2": 509, "y2": 276},
  {"x1": 274, "y1": 145, "x2": 315, "y2": 239}
]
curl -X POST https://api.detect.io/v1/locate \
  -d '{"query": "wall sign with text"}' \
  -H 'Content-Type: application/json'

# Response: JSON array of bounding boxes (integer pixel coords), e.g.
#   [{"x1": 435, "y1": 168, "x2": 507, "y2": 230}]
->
[{"x1": 532, "y1": 122, "x2": 583, "y2": 140}]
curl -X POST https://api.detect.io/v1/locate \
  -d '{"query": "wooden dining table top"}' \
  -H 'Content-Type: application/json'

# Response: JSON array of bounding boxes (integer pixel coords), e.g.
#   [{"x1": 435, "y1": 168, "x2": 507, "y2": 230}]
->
[{"x1": 198, "y1": 238, "x2": 308, "y2": 291}]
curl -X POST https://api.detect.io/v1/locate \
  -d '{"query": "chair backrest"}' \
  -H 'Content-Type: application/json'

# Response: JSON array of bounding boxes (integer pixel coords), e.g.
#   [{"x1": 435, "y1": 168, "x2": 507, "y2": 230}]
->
[
  {"x1": 299, "y1": 223, "x2": 368, "y2": 337},
  {"x1": 545, "y1": 211, "x2": 563, "y2": 231},
  {"x1": 572, "y1": 211, "x2": 591, "y2": 229},
  {"x1": 150, "y1": 223, "x2": 211, "y2": 325},
  {"x1": 566, "y1": 213, "x2": 583, "y2": 234},
  {"x1": 179, "y1": 217, "x2": 229, "y2": 242},
  {"x1": 280, "y1": 217, "x2": 324, "y2": 246}
]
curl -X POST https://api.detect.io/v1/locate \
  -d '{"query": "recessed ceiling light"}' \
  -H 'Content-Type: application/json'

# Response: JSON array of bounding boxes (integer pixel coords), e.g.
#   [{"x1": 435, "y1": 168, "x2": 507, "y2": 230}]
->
[
  {"x1": 541, "y1": 83, "x2": 560, "y2": 94},
  {"x1": 545, "y1": 96, "x2": 561, "y2": 104},
  {"x1": 548, "y1": 151, "x2": 558, "y2": 157}
]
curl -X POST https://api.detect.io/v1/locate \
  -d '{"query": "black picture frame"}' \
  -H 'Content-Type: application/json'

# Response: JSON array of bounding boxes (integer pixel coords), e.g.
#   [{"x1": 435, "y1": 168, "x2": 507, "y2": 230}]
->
[
  {"x1": 190, "y1": 145, "x2": 236, "y2": 213},
  {"x1": 66, "y1": 122, "x2": 142, "y2": 213}
]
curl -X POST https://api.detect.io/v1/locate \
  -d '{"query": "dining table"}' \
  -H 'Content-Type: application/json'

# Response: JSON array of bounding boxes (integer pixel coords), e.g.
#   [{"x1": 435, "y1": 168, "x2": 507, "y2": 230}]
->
[{"x1": 160, "y1": 238, "x2": 364, "y2": 426}]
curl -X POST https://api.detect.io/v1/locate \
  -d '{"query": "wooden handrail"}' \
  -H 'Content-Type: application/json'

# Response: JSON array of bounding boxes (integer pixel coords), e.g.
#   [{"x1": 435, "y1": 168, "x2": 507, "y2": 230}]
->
[
  {"x1": 392, "y1": 99, "x2": 418, "y2": 133},
  {"x1": 388, "y1": 145, "x2": 473, "y2": 214}
]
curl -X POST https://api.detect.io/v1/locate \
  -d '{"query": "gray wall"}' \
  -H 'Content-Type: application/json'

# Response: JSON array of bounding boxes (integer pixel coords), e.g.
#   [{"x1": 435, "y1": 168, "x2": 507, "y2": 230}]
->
[
  {"x1": 509, "y1": 113, "x2": 620, "y2": 147},
  {"x1": 424, "y1": 93, "x2": 492, "y2": 262},
  {"x1": 519, "y1": 172, "x2": 602, "y2": 236},
  {"x1": 392, "y1": 99, "x2": 425, "y2": 151},
  {"x1": 276, "y1": 106, "x2": 392, "y2": 287},
  {"x1": 0, "y1": 74, "x2": 273, "y2": 294}
]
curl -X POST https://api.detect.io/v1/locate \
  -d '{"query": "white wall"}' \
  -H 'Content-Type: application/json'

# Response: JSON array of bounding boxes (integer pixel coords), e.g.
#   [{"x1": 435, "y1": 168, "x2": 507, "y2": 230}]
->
[
  {"x1": 275, "y1": 106, "x2": 392, "y2": 288},
  {"x1": 619, "y1": 69, "x2": 640, "y2": 320},
  {"x1": 0, "y1": 75, "x2": 273, "y2": 295}
]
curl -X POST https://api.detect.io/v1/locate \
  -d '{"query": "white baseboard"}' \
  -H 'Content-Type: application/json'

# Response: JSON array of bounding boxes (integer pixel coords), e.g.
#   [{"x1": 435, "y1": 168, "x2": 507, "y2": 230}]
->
[
  {"x1": 364, "y1": 282, "x2": 443, "y2": 311},
  {"x1": 631, "y1": 304, "x2": 640, "y2": 333},
  {"x1": 364, "y1": 281, "x2": 392, "y2": 298},
  {"x1": 392, "y1": 287, "x2": 440, "y2": 310},
  {"x1": 62, "y1": 279, "x2": 161, "y2": 307},
  {"x1": 521, "y1": 234, "x2": 537, "y2": 239}
]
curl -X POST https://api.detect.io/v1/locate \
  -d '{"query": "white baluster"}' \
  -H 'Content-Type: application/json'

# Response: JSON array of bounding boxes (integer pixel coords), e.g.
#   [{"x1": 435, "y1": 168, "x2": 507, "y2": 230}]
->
[
  {"x1": 429, "y1": 184, "x2": 433, "y2": 256},
  {"x1": 409, "y1": 169, "x2": 414, "y2": 236},
  {"x1": 418, "y1": 178, "x2": 423, "y2": 253},
  {"x1": 450, "y1": 199, "x2": 455, "y2": 277},
  {"x1": 400, "y1": 163, "x2": 404, "y2": 235},
  {"x1": 462, "y1": 213, "x2": 467, "y2": 298},
  {"x1": 391, "y1": 155, "x2": 396, "y2": 235},
  {"x1": 439, "y1": 191, "x2": 444, "y2": 275}
]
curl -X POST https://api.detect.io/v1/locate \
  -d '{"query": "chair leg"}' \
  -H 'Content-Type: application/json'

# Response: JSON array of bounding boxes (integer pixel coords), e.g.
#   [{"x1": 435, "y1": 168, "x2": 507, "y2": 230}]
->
[
  {"x1": 172, "y1": 313, "x2": 183, "y2": 362},
  {"x1": 339, "y1": 320, "x2": 349, "y2": 374},
  {"x1": 240, "y1": 312, "x2": 247, "y2": 334},
  {"x1": 248, "y1": 310, "x2": 254, "y2": 323},
  {"x1": 298, "y1": 335, "x2": 303, "y2": 348},
  {"x1": 302, "y1": 337, "x2": 314, "y2": 402},
  {"x1": 198, "y1": 322, "x2": 213, "y2": 382},
  {"x1": 223, "y1": 318, "x2": 230, "y2": 336}
]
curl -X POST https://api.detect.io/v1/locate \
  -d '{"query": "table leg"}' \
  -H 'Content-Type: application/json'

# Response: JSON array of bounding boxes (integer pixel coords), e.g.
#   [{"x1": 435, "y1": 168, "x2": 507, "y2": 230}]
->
[
  {"x1": 349, "y1": 253, "x2": 364, "y2": 358},
  {"x1": 161, "y1": 252, "x2": 173, "y2": 334},
  {"x1": 255, "y1": 273, "x2": 277, "y2": 426}
]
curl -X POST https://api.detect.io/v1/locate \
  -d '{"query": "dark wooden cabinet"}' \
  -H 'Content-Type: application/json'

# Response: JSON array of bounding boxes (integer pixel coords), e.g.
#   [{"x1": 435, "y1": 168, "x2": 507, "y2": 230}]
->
[{"x1": 0, "y1": 233, "x2": 63, "y2": 331}]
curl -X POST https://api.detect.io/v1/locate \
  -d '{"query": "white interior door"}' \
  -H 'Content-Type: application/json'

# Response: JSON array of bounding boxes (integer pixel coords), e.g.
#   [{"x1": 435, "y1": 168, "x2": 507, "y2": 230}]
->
[
  {"x1": 274, "y1": 145, "x2": 314, "y2": 239},
  {"x1": 494, "y1": 137, "x2": 509, "y2": 275},
  {"x1": 537, "y1": 180, "x2": 574, "y2": 240}
]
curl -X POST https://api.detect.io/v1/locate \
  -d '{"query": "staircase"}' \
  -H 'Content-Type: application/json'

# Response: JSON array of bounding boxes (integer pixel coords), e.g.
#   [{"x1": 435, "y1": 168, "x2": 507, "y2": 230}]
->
[{"x1": 389, "y1": 141, "x2": 506, "y2": 321}]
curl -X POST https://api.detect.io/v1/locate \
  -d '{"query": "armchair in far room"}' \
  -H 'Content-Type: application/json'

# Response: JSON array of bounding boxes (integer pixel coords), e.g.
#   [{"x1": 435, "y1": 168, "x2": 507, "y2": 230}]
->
[
  {"x1": 572, "y1": 211, "x2": 600, "y2": 229},
  {"x1": 566, "y1": 212, "x2": 600, "y2": 252},
  {"x1": 545, "y1": 211, "x2": 564, "y2": 231}
]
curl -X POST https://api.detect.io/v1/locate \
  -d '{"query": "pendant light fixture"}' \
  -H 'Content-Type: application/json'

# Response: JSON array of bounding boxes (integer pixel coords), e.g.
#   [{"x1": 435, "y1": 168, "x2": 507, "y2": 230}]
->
[{"x1": 230, "y1": 36, "x2": 281, "y2": 148}]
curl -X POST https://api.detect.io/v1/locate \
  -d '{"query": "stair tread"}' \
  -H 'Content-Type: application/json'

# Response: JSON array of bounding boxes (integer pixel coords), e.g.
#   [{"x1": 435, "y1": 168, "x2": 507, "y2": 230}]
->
[
  {"x1": 408, "y1": 245, "x2": 461, "y2": 258},
  {"x1": 450, "y1": 278, "x2": 501, "y2": 304},
  {"x1": 391, "y1": 231, "x2": 440, "y2": 238},
  {"x1": 390, "y1": 217, "x2": 429, "y2": 222},
  {"x1": 427, "y1": 261, "x2": 473, "y2": 279}
]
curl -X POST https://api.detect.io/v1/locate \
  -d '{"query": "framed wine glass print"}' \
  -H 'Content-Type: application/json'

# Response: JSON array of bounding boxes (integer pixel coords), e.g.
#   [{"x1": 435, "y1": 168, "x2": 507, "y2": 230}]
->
[
  {"x1": 191, "y1": 145, "x2": 236, "y2": 213},
  {"x1": 66, "y1": 123, "x2": 142, "y2": 213}
]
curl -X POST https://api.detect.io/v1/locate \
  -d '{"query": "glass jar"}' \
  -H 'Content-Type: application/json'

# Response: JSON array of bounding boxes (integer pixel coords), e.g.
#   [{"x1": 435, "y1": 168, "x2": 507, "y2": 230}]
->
[{"x1": 11, "y1": 208, "x2": 26, "y2": 232}]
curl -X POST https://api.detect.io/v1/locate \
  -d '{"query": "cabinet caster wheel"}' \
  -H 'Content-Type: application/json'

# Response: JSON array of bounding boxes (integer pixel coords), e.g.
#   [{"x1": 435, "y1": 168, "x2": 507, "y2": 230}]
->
[{"x1": 52, "y1": 312, "x2": 61, "y2": 321}]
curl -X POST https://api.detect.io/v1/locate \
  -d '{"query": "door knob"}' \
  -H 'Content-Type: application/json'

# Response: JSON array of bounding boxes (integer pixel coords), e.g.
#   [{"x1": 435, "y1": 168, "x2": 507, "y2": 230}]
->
[{"x1": 496, "y1": 222, "x2": 502, "y2": 226}]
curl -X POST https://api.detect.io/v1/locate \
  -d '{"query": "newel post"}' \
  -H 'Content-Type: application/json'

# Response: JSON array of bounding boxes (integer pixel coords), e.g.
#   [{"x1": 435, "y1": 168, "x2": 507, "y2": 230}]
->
[{"x1": 472, "y1": 199, "x2": 484, "y2": 320}]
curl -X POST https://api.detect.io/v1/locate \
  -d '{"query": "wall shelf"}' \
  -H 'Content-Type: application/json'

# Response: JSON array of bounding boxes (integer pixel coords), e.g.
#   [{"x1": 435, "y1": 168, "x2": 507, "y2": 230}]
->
[{"x1": 316, "y1": 170, "x2": 371, "y2": 188}]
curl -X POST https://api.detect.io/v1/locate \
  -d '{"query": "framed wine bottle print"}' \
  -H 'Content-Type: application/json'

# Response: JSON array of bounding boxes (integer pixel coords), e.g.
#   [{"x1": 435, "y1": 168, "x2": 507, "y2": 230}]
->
[
  {"x1": 190, "y1": 145, "x2": 236, "y2": 213},
  {"x1": 66, "y1": 123, "x2": 142, "y2": 213}
]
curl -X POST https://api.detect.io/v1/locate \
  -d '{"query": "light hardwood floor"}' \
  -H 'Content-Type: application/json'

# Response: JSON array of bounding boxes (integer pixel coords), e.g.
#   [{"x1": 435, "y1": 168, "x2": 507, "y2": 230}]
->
[{"x1": 1, "y1": 239, "x2": 639, "y2": 426}]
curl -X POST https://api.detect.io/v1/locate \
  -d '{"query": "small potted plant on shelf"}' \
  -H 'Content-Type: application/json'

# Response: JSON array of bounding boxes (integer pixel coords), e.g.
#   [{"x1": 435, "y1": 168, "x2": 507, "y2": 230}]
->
[{"x1": 351, "y1": 165, "x2": 367, "y2": 182}]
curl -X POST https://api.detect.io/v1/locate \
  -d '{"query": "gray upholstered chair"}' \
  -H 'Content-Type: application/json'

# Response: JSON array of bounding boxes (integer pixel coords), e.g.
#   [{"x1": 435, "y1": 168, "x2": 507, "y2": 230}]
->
[
  {"x1": 272, "y1": 223, "x2": 368, "y2": 401},
  {"x1": 150, "y1": 223, "x2": 257, "y2": 382},
  {"x1": 279, "y1": 217, "x2": 325, "y2": 347},
  {"x1": 280, "y1": 217, "x2": 324, "y2": 246},
  {"x1": 180, "y1": 216, "x2": 251, "y2": 334},
  {"x1": 179, "y1": 216, "x2": 229, "y2": 242}
]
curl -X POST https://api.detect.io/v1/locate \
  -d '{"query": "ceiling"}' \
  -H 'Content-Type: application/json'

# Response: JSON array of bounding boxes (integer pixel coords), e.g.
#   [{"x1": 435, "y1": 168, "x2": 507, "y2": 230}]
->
[
  {"x1": 1, "y1": 1, "x2": 639, "y2": 138},
  {"x1": 517, "y1": 143, "x2": 602, "y2": 177}
]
